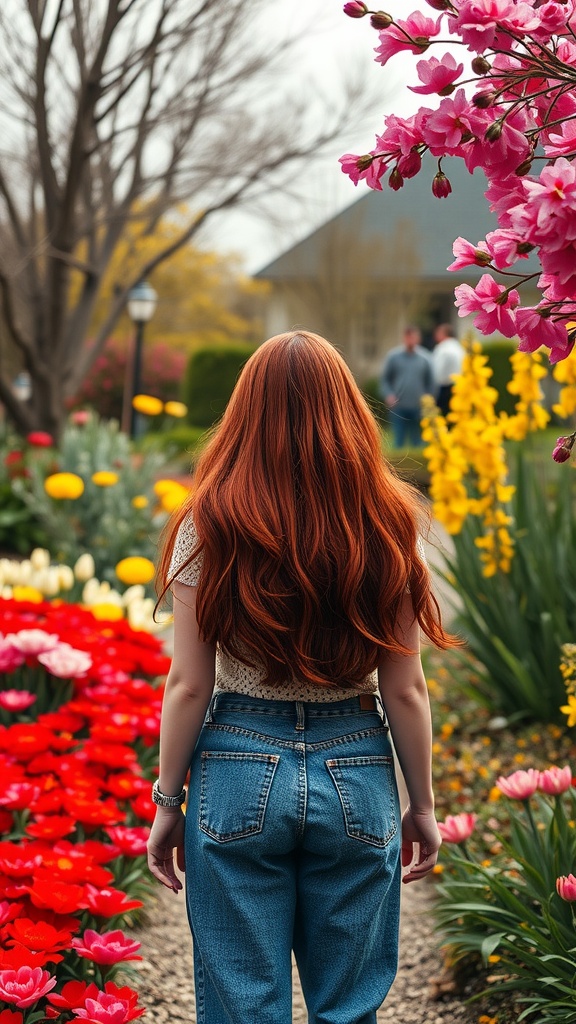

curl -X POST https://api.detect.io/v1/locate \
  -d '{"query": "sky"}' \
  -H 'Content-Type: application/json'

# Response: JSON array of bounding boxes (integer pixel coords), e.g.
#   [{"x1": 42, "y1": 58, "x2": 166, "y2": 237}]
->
[{"x1": 200, "y1": 1, "x2": 433, "y2": 273}]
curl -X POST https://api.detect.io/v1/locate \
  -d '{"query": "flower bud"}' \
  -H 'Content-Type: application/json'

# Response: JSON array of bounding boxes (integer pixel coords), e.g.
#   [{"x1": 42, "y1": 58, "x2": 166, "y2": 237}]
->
[
  {"x1": 485, "y1": 120, "x2": 503, "y2": 142},
  {"x1": 552, "y1": 436, "x2": 574, "y2": 463},
  {"x1": 425, "y1": 0, "x2": 451, "y2": 8},
  {"x1": 471, "y1": 56, "x2": 491, "y2": 75},
  {"x1": 473, "y1": 90, "x2": 496, "y2": 109},
  {"x1": 397, "y1": 149, "x2": 422, "y2": 179},
  {"x1": 343, "y1": 1, "x2": 368, "y2": 16},
  {"x1": 388, "y1": 167, "x2": 404, "y2": 191},
  {"x1": 432, "y1": 171, "x2": 452, "y2": 198},
  {"x1": 515, "y1": 157, "x2": 533, "y2": 176},
  {"x1": 30, "y1": 548, "x2": 50, "y2": 571},
  {"x1": 516, "y1": 241, "x2": 534, "y2": 255},
  {"x1": 412, "y1": 36, "x2": 431, "y2": 49},
  {"x1": 370, "y1": 11, "x2": 394, "y2": 28}
]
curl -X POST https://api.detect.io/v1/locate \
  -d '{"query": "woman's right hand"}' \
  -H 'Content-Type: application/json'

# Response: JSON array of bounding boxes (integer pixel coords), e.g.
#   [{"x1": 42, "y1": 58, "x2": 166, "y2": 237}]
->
[{"x1": 400, "y1": 806, "x2": 442, "y2": 884}]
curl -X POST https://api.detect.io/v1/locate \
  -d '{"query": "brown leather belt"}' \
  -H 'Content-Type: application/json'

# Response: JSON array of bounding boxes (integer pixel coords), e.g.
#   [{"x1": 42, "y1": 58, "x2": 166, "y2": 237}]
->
[{"x1": 359, "y1": 693, "x2": 379, "y2": 711}]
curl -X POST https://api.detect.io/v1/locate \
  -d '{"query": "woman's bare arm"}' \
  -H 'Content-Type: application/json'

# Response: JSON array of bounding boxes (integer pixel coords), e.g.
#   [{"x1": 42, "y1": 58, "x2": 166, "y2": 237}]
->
[
  {"x1": 147, "y1": 581, "x2": 216, "y2": 892},
  {"x1": 378, "y1": 591, "x2": 441, "y2": 883}
]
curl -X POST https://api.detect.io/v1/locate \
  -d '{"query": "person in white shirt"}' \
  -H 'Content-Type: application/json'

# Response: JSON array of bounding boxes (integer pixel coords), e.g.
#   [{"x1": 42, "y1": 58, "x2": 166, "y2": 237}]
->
[{"x1": 431, "y1": 323, "x2": 466, "y2": 416}]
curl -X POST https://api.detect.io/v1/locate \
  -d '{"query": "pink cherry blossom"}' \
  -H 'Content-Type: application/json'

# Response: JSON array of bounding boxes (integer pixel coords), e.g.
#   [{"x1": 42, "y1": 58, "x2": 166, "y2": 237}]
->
[
  {"x1": 496, "y1": 768, "x2": 540, "y2": 800},
  {"x1": 556, "y1": 874, "x2": 576, "y2": 901},
  {"x1": 515, "y1": 307, "x2": 572, "y2": 359},
  {"x1": 463, "y1": 108, "x2": 532, "y2": 178},
  {"x1": 71, "y1": 929, "x2": 142, "y2": 966},
  {"x1": 485, "y1": 228, "x2": 530, "y2": 269},
  {"x1": 438, "y1": 812, "x2": 477, "y2": 843},
  {"x1": 374, "y1": 12, "x2": 442, "y2": 66},
  {"x1": 378, "y1": 112, "x2": 425, "y2": 156},
  {"x1": 454, "y1": 274, "x2": 519, "y2": 336},
  {"x1": 420, "y1": 89, "x2": 480, "y2": 155},
  {"x1": 0, "y1": 690, "x2": 36, "y2": 712},
  {"x1": 485, "y1": 176, "x2": 528, "y2": 228},
  {"x1": 538, "y1": 765, "x2": 573, "y2": 795},
  {"x1": 448, "y1": 236, "x2": 491, "y2": 271},
  {"x1": 37, "y1": 643, "x2": 92, "y2": 679},
  {"x1": 449, "y1": 0, "x2": 517, "y2": 51},
  {"x1": 543, "y1": 121, "x2": 576, "y2": 159},
  {"x1": 397, "y1": 149, "x2": 422, "y2": 178},
  {"x1": 409, "y1": 54, "x2": 464, "y2": 95},
  {"x1": 0, "y1": 966, "x2": 57, "y2": 1008}
]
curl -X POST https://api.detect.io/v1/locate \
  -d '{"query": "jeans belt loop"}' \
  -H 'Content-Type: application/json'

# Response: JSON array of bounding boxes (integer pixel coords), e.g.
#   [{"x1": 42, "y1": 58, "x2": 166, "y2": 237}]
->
[{"x1": 205, "y1": 692, "x2": 218, "y2": 723}]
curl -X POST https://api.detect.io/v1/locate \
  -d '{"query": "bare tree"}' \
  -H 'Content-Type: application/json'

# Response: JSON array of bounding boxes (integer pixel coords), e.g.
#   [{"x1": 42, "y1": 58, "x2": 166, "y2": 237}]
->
[{"x1": 0, "y1": 0, "x2": 367, "y2": 436}]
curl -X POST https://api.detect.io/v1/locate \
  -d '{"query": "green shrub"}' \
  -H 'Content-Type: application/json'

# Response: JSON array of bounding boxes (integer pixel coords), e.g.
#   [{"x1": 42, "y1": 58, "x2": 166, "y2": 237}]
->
[
  {"x1": 142, "y1": 424, "x2": 208, "y2": 462},
  {"x1": 481, "y1": 338, "x2": 517, "y2": 416},
  {"x1": 183, "y1": 344, "x2": 256, "y2": 428}
]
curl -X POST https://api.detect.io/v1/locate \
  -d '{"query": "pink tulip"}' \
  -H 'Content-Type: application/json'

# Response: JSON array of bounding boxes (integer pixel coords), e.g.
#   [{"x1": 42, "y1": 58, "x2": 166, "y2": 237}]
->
[
  {"x1": 0, "y1": 690, "x2": 36, "y2": 712},
  {"x1": 37, "y1": 643, "x2": 92, "y2": 678},
  {"x1": 496, "y1": 768, "x2": 540, "y2": 800},
  {"x1": 0, "y1": 966, "x2": 57, "y2": 1008},
  {"x1": 556, "y1": 874, "x2": 576, "y2": 902},
  {"x1": 7, "y1": 630, "x2": 60, "y2": 656},
  {"x1": 437, "y1": 812, "x2": 477, "y2": 843},
  {"x1": 538, "y1": 765, "x2": 573, "y2": 795},
  {"x1": 71, "y1": 929, "x2": 142, "y2": 966}
]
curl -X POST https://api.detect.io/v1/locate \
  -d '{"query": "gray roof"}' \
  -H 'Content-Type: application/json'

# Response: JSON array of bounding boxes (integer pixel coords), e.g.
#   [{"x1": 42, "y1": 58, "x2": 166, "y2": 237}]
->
[{"x1": 256, "y1": 156, "x2": 538, "y2": 280}]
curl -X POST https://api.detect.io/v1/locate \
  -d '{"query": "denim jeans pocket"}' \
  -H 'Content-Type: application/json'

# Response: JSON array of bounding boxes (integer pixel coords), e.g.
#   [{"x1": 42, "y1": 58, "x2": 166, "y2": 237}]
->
[
  {"x1": 326, "y1": 755, "x2": 398, "y2": 848},
  {"x1": 199, "y1": 751, "x2": 280, "y2": 842}
]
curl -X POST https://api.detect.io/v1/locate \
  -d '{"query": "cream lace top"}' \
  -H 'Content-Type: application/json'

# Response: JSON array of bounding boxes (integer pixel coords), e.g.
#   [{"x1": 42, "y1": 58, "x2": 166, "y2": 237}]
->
[{"x1": 168, "y1": 515, "x2": 379, "y2": 702}]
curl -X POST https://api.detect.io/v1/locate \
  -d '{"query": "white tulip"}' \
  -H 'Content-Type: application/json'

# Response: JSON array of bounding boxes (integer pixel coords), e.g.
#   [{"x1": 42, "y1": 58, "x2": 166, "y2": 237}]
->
[
  {"x1": 82, "y1": 578, "x2": 101, "y2": 605},
  {"x1": 74, "y1": 553, "x2": 96, "y2": 582},
  {"x1": 1, "y1": 585, "x2": 13, "y2": 599},
  {"x1": 122, "y1": 585, "x2": 145, "y2": 606},
  {"x1": 57, "y1": 565, "x2": 75, "y2": 591},
  {"x1": 17, "y1": 560, "x2": 32, "y2": 584},
  {"x1": 30, "y1": 548, "x2": 50, "y2": 571}
]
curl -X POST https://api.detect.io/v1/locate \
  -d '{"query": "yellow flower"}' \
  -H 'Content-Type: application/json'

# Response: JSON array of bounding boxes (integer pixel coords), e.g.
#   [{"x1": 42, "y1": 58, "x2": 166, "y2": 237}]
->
[
  {"x1": 160, "y1": 483, "x2": 190, "y2": 513},
  {"x1": 164, "y1": 401, "x2": 188, "y2": 418},
  {"x1": 131, "y1": 495, "x2": 149, "y2": 509},
  {"x1": 91, "y1": 602, "x2": 124, "y2": 621},
  {"x1": 91, "y1": 471, "x2": 119, "y2": 487},
  {"x1": 488, "y1": 787, "x2": 502, "y2": 802},
  {"x1": 115, "y1": 556, "x2": 156, "y2": 586},
  {"x1": 12, "y1": 585, "x2": 43, "y2": 603},
  {"x1": 432, "y1": 864, "x2": 444, "y2": 874},
  {"x1": 154, "y1": 479, "x2": 180, "y2": 497},
  {"x1": 132, "y1": 394, "x2": 163, "y2": 416},
  {"x1": 560, "y1": 694, "x2": 576, "y2": 728},
  {"x1": 44, "y1": 472, "x2": 85, "y2": 500}
]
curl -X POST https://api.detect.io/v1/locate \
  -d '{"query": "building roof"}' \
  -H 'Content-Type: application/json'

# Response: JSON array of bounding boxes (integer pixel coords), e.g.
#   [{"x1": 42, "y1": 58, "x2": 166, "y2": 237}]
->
[{"x1": 256, "y1": 156, "x2": 537, "y2": 281}]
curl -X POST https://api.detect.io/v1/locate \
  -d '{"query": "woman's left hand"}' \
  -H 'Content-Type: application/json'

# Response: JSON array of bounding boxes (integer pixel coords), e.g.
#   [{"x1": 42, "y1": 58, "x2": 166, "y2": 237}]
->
[{"x1": 147, "y1": 807, "x2": 186, "y2": 893}]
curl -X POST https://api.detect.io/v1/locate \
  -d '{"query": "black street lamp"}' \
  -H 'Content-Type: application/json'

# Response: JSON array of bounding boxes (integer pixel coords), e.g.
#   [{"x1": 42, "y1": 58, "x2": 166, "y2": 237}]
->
[{"x1": 127, "y1": 281, "x2": 158, "y2": 438}]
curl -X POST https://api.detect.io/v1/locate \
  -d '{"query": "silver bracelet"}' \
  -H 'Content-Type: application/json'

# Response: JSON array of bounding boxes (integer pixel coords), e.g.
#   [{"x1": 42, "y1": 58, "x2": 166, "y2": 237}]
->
[{"x1": 152, "y1": 779, "x2": 186, "y2": 807}]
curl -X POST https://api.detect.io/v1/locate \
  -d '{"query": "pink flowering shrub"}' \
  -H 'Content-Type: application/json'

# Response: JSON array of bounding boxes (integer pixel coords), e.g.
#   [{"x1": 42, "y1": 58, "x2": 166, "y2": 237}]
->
[
  {"x1": 72, "y1": 338, "x2": 186, "y2": 421},
  {"x1": 435, "y1": 764, "x2": 576, "y2": 1020},
  {"x1": 342, "y1": 1, "x2": 576, "y2": 370}
]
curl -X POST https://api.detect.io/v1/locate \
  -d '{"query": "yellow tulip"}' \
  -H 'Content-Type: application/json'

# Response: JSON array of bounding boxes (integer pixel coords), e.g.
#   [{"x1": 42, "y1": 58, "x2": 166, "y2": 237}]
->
[
  {"x1": 132, "y1": 394, "x2": 163, "y2": 416},
  {"x1": 92, "y1": 471, "x2": 119, "y2": 487},
  {"x1": 115, "y1": 556, "x2": 156, "y2": 585},
  {"x1": 164, "y1": 401, "x2": 188, "y2": 418},
  {"x1": 153, "y1": 479, "x2": 180, "y2": 497},
  {"x1": 44, "y1": 472, "x2": 85, "y2": 500},
  {"x1": 91, "y1": 602, "x2": 125, "y2": 622},
  {"x1": 12, "y1": 585, "x2": 44, "y2": 603}
]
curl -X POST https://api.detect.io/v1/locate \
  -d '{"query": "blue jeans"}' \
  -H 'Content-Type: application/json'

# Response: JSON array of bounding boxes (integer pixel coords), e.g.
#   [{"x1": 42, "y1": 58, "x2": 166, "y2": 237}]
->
[
  {"x1": 185, "y1": 692, "x2": 401, "y2": 1024},
  {"x1": 389, "y1": 406, "x2": 423, "y2": 448}
]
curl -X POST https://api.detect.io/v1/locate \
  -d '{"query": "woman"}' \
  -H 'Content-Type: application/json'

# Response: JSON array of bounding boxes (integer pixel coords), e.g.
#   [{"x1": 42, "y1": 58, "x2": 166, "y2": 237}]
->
[{"x1": 148, "y1": 331, "x2": 455, "y2": 1024}]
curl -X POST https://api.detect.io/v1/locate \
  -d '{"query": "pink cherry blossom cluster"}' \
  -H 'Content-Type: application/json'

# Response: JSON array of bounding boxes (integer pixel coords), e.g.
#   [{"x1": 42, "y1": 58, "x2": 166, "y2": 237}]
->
[{"x1": 341, "y1": 0, "x2": 576, "y2": 365}]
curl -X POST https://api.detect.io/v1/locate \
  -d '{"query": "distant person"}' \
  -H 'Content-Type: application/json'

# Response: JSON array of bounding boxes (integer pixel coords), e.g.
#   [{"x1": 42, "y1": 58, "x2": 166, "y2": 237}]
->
[
  {"x1": 379, "y1": 326, "x2": 435, "y2": 448},
  {"x1": 432, "y1": 323, "x2": 465, "y2": 416}
]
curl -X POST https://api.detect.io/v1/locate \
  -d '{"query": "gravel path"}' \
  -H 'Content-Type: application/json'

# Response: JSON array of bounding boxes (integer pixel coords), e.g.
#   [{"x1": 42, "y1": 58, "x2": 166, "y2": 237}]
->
[{"x1": 133, "y1": 877, "x2": 486, "y2": 1024}]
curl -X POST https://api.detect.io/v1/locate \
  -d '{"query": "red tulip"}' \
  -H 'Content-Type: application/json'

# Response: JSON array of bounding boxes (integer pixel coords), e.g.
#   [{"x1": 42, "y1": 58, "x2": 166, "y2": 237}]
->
[
  {"x1": 26, "y1": 432, "x2": 54, "y2": 447},
  {"x1": 82, "y1": 885, "x2": 143, "y2": 918}
]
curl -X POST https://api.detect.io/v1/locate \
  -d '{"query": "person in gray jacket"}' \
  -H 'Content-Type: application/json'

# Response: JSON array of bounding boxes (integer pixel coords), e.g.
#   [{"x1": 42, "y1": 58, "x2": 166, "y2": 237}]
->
[{"x1": 379, "y1": 326, "x2": 436, "y2": 448}]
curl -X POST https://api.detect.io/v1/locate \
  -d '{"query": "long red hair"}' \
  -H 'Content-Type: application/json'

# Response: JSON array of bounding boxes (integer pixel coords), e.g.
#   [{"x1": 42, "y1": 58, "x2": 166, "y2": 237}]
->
[{"x1": 158, "y1": 331, "x2": 455, "y2": 688}]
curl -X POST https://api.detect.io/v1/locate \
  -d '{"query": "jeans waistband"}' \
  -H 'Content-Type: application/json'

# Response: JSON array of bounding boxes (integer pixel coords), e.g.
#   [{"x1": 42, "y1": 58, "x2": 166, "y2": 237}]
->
[{"x1": 206, "y1": 691, "x2": 383, "y2": 728}]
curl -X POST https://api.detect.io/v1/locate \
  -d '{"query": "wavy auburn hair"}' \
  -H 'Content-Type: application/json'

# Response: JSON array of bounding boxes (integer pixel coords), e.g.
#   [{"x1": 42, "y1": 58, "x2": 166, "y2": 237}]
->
[{"x1": 158, "y1": 331, "x2": 455, "y2": 688}]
